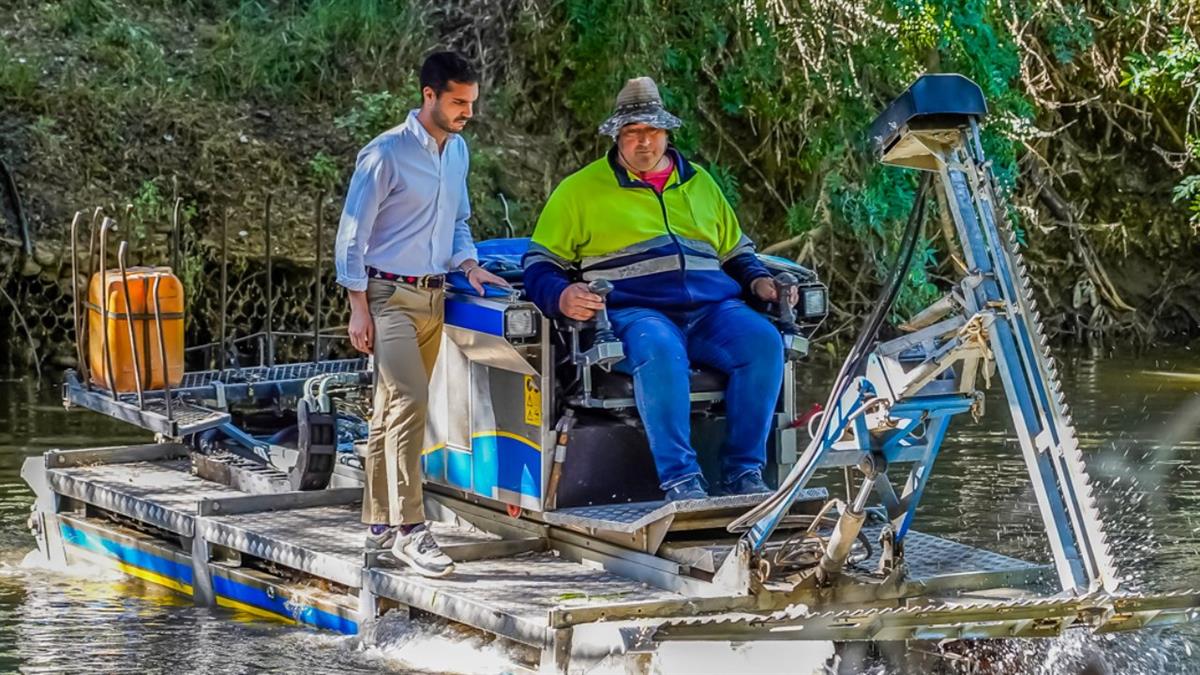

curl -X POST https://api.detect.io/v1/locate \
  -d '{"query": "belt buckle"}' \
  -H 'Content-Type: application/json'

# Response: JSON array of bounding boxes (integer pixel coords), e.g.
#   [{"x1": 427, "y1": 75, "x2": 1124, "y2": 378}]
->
[{"x1": 415, "y1": 275, "x2": 435, "y2": 289}]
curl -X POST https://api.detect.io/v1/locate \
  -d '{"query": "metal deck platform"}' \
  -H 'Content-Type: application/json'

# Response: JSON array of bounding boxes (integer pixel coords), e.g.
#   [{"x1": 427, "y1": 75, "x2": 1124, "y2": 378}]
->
[
  {"x1": 32, "y1": 444, "x2": 1049, "y2": 615},
  {"x1": 25, "y1": 442, "x2": 1200, "y2": 672}
]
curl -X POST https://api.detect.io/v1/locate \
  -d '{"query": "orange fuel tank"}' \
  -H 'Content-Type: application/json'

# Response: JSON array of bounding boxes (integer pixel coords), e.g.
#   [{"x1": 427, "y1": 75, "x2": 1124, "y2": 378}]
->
[{"x1": 87, "y1": 267, "x2": 185, "y2": 392}]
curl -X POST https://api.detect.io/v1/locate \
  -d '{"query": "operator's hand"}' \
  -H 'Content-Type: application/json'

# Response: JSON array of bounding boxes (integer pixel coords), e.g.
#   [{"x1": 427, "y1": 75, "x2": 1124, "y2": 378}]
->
[
  {"x1": 464, "y1": 264, "x2": 510, "y2": 296},
  {"x1": 752, "y1": 277, "x2": 799, "y2": 306},
  {"x1": 347, "y1": 294, "x2": 375, "y2": 355},
  {"x1": 559, "y1": 282, "x2": 605, "y2": 321}
]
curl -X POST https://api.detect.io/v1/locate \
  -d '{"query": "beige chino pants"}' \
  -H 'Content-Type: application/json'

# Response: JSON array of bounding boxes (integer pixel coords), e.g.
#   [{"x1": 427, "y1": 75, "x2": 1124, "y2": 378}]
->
[{"x1": 361, "y1": 278, "x2": 444, "y2": 526}]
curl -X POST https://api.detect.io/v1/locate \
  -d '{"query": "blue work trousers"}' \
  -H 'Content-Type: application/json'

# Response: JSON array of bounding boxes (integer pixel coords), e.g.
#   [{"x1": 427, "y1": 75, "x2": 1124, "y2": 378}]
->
[{"x1": 609, "y1": 299, "x2": 784, "y2": 490}]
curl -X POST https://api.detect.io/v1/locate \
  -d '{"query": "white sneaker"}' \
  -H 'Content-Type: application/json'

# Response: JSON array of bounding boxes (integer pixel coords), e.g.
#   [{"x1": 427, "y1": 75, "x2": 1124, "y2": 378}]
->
[{"x1": 390, "y1": 525, "x2": 455, "y2": 578}]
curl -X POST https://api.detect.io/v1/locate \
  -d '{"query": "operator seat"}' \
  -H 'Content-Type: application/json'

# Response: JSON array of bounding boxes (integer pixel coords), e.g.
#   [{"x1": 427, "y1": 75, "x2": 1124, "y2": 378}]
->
[{"x1": 591, "y1": 367, "x2": 728, "y2": 402}]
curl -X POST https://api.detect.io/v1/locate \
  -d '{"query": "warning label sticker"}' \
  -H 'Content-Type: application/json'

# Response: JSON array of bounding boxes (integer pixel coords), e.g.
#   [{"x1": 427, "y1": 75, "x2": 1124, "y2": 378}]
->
[{"x1": 524, "y1": 376, "x2": 542, "y2": 426}]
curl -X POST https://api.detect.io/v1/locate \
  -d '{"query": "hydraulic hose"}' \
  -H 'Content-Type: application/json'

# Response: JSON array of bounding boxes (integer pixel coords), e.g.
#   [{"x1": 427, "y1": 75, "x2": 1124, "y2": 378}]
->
[{"x1": 730, "y1": 172, "x2": 933, "y2": 536}]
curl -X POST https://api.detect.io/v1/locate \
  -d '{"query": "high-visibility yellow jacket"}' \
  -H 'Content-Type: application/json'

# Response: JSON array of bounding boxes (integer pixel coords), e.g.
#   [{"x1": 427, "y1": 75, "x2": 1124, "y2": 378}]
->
[{"x1": 522, "y1": 147, "x2": 770, "y2": 317}]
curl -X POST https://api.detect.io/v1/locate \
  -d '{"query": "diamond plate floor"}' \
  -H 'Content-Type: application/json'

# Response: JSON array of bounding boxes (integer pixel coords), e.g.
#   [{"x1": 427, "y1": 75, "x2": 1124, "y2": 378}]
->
[
  {"x1": 52, "y1": 459, "x2": 240, "y2": 504},
  {"x1": 377, "y1": 550, "x2": 683, "y2": 615},
  {"x1": 212, "y1": 504, "x2": 505, "y2": 563},
  {"x1": 865, "y1": 526, "x2": 1044, "y2": 582},
  {"x1": 209, "y1": 503, "x2": 687, "y2": 638}
]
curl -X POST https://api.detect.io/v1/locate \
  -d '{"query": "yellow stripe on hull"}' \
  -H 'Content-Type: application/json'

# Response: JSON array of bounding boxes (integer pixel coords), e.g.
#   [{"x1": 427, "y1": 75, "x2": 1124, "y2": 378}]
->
[
  {"x1": 114, "y1": 560, "x2": 195, "y2": 595},
  {"x1": 215, "y1": 596, "x2": 298, "y2": 625}
]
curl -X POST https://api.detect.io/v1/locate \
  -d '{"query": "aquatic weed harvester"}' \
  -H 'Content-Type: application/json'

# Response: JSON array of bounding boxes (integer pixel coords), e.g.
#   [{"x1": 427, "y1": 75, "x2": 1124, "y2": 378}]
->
[{"x1": 24, "y1": 75, "x2": 1200, "y2": 671}]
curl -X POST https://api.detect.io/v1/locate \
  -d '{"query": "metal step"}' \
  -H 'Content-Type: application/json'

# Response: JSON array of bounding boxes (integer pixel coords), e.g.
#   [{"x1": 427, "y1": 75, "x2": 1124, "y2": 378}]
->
[
  {"x1": 543, "y1": 489, "x2": 828, "y2": 534},
  {"x1": 193, "y1": 452, "x2": 292, "y2": 495}
]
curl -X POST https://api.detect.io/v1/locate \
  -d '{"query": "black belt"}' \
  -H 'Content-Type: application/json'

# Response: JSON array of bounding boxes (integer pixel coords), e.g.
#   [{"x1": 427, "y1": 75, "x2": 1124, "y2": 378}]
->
[{"x1": 367, "y1": 267, "x2": 445, "y2": 288}]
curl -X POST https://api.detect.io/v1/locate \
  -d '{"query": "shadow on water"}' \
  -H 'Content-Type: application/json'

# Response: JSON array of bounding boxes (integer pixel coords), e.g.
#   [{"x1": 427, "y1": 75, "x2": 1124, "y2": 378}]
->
[{"x1": 2, "y1": 348, "x2": 1200, "y2": 673}]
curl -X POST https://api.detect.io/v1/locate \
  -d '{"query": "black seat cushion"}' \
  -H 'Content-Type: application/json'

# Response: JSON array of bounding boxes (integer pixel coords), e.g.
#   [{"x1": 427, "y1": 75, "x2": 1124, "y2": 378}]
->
[{"x1": 591, "y1": 366, "x2": 727, "y2": 400}]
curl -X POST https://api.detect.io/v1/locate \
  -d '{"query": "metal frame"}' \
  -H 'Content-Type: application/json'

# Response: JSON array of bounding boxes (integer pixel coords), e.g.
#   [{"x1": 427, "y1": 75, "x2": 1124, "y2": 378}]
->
[{"x1": 735, "y1": 86, "x2": 1119, "y2": 597}]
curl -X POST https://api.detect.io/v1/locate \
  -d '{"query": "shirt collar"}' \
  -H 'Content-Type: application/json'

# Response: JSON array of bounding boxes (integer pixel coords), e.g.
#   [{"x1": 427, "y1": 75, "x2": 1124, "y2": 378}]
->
[{"x1": 405, "y1": 109, "x2": 441, "y2": 153}]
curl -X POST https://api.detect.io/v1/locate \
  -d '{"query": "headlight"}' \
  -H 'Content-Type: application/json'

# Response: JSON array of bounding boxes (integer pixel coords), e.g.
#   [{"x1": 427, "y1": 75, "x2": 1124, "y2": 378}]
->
[
  {"x1": 504, "y1": 307, "x2": 539, "y2": 339},
  {"x1": 802, "y1": 287, "x2": 827, "y2": 319}
]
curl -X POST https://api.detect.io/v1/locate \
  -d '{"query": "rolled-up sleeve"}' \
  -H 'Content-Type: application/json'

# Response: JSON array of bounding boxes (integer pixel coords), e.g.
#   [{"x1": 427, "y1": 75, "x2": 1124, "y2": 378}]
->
[
  {"x1": 449, "y1": 142, "x2": 478, "y2": 269},
  {"x1": 335, "y1": 146, "x2": 393, "y2": 291}
]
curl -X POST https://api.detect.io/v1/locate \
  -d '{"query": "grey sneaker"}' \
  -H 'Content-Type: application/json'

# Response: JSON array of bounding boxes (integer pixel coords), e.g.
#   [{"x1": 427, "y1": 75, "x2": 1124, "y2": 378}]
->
[
  {"x1": 391, "y1": 525, "x2": 455, "y2": 578},
  {"x1": 365, "y1": 526, "x2": 397, "y2": 550}
]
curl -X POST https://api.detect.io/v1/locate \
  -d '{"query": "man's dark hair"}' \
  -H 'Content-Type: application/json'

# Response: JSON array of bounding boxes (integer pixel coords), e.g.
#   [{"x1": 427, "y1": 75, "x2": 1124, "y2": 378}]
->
[{"x1": 420, "y1": 51, "x2": 478, "y2": 96}]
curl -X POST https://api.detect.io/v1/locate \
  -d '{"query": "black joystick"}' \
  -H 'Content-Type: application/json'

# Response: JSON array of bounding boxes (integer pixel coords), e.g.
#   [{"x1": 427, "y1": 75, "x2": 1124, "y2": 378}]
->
[
  {"x1": 588, "y1": 279, "x2": 616, "y2": 342},
  {"x1": 774, "y1": 272, "x2": 798, "y2": 330}
]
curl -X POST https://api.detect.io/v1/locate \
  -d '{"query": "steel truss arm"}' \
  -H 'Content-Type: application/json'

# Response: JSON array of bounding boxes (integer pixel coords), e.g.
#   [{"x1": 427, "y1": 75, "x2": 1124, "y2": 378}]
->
[{"x1": 735, "y1": 111, "x2": 1117, "y2": 596}]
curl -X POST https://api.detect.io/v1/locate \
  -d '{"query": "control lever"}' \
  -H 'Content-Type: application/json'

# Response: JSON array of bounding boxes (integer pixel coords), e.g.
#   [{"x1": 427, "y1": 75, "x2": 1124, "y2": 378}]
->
[
  {"x1": 772, "y1": 272, "x2": 809, "y2": 360},
  {"x1": 589, "y1": 279, "x2": 616, "y2": 342},
  {"x1": 774, "y1": 272, "x2": 799, "y2": 331},
  {"x1": 567, "y1": 279, "x2": 625, "y2": 374},
  {"x1": 583, "y1": 279, "x2": 623, "y2": 371}
]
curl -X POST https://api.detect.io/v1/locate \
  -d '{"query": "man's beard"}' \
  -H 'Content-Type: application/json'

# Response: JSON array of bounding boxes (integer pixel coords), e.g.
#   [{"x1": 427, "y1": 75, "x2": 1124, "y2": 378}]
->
[{"x1": 432, "y1": 106, "x2": 467, "y2": 134}]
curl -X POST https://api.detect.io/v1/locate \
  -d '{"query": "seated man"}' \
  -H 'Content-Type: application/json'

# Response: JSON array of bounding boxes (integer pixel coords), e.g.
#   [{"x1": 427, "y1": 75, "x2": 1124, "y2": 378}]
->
[{"x1": 522, "y1": 76, "x2": 793, "y2": 501}]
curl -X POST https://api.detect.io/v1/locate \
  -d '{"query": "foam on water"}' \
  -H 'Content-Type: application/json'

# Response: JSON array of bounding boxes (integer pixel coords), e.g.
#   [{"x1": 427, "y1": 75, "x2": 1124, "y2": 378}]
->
[
  {"x1": 355, "y1": 611, "x2": 532, "y2": 674},
  {"x1": 652, "y1": 641, "x2": 835, "y2": 675},
  {"x1": 16, "y1": 546, "x2": 122, "y2": 582}
]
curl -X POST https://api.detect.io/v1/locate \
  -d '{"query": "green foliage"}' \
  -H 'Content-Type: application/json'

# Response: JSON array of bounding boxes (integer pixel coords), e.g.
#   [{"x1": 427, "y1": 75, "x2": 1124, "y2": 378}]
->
[
  {"x1": 1124, "y1": 30, "x2": 1200, "y2": 102},
  {"x1": 1125, "y1": 30, "x2": 1200, "y2": 226},
  {"x1": 466, "y1": 145, "x2": 536, "y2": 238},
  {"x1": 0, "y1": 46, "x2": 39, "y2": 101},
  {"x1": 202, "y1": 0, "x2": 432, "y2": 103},
  {"x1": 334, "y1": 89, "x2": 417, "y2": 144},
  {"x1": 175, "y1": 202, "x2": 204, "y2": 317},
  {"x1": 1043, "y1": 2, "x2": 1095, "y2": 65},
  {"x1": 128, "y1": 179, "x2": 166, "y2": 245},
  {"x1": 43, "y1": 0, "x2": 117, "y2": 35},
  {"x1": 307, "y1": 152, "x2": 342, "y2": 191},
  {"x1": 91, "y1": 15, "x2": 166, "y2": 80},
  {"x1": 5, "y1": 0, "x2": 1200, "y2": 347},
  {"x1": 784, "y1": 201, "x2": 816, "y2": 236},
  {"x1": 28, "y1": 116, "x2": 65, "y2": 154},
  {"x1": 1171, "y1": 175, "x2": 1200, "y2": 224}
]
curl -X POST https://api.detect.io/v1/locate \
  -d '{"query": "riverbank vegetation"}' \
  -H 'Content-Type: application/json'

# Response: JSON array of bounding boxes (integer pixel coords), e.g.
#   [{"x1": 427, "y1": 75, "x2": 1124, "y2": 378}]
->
[{"x1": 1, "y1": 0, "x2": 1198, "y2": 367}]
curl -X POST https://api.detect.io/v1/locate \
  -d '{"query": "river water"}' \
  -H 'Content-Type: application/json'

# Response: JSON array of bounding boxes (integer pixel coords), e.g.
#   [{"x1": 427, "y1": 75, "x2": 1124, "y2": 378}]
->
[{"x1": 0, "y1": 350, "x2": 1198, "y2": 673}]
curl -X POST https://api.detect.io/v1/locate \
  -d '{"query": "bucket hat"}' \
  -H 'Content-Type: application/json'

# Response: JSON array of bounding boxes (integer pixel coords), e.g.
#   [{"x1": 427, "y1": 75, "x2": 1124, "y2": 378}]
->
[{"x1": 597, "y1": 76, "x2": 682, "y2": 137}]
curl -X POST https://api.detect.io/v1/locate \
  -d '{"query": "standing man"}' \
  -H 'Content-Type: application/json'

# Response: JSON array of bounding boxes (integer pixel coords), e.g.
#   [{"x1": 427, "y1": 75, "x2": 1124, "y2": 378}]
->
[{"x1": 334, "y1": 51, "x2": 506, "y2": 577}]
